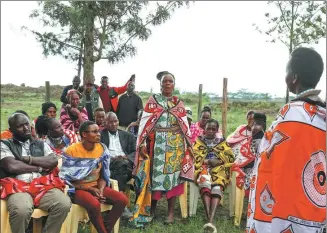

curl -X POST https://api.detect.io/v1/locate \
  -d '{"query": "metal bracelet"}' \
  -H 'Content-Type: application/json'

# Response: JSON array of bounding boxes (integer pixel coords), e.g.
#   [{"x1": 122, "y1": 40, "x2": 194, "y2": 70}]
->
[{"x1": 29, "y1": 156, "x2": 33, "y2": 165}]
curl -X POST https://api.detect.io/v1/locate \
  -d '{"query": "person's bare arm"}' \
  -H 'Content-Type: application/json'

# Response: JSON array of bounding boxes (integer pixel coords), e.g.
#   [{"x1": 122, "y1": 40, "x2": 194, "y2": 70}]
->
[
  {"x1": 21, "y1": 155, "x2": 58, "y2": 169},
  {"x1": 1, "y1": 157, "x2": 39, "y2": 174}
]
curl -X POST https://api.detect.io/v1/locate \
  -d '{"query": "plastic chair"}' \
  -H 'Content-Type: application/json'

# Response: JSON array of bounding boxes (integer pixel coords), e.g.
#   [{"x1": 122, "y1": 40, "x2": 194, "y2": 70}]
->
[
  {"x1": 67, "y1": 179, "x2": 120, "y2": 233},
  {"x1": 189, "y1": 176, "x2": 234, "y2": 218},
  {"x1": 1, "y1": 187, "x2": 69, "y2": 233}
]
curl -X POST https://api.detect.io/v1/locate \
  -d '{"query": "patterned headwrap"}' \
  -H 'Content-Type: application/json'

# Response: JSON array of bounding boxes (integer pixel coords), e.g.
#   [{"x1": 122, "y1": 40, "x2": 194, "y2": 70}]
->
[
  {"x1": 156, "y1": 71, "x2": 175, "y2": 84},
  {"x1": 66, "y1": 89, "x2": 82, "y2": 101}
]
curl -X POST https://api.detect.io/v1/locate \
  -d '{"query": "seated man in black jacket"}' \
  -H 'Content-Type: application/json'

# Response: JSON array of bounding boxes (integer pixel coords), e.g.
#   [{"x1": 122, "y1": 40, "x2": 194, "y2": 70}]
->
[
  {"x1": 0, "y1": 113, "x2": 71, "y2": 233},
  {"x1": 100, "y1": 112, "x2": 136, "y2": 218}
]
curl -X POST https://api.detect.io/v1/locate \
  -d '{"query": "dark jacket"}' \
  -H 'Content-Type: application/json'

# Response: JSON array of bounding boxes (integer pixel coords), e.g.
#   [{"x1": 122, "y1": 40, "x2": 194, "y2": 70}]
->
[
  {"x1": 0, "y1": 139, "x2": 45, "y2": 178},
  {"x1": 100, "y1": 129, "x2": 136, "y2": 163}
]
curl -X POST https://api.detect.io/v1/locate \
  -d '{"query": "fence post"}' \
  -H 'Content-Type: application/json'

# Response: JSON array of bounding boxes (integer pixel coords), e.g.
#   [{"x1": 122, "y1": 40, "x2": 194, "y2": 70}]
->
[
  {"x1": 45, "y1": 81, "x2": 50, "y2": 102},
  {"x1": 222, "y1": 78, "x2": 228, "y2": 138},
  {"x1": 197, "y1": 84, "x2": 203, "y2": 120}
]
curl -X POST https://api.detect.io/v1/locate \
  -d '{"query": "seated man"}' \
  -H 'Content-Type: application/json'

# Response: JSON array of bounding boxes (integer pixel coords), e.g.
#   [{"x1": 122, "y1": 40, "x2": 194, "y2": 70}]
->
[
  {"x1": 94, "y1": 107, "x2": 105, "y2": 131},
  {"x1": 60, "y1": 121, "x2": 128, "y2": 233},
  {"x1": 100, "y1": 112, "x2": 136, "y2": 218},
  {"x1": 1, "y1": 110, "x2": 30, "y2": 139},
  {"x1": 193, "y1": 119, "x2": 235, "y2": 232},
  {"x1": 0, "y1": 113, "x2": 71, "y2": 233}
]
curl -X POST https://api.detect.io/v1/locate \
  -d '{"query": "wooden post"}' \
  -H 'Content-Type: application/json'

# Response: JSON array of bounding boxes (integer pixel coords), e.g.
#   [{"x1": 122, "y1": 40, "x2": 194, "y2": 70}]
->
[
  {"x1": 222, "y1": 78, "x2": 228, "y2": 138},
  {"x1": 45, "y1": 81, "x2": 50, "y2": 102},
  {"x1": 197, "y1": 84, "x2": 203, "y2": 120}
]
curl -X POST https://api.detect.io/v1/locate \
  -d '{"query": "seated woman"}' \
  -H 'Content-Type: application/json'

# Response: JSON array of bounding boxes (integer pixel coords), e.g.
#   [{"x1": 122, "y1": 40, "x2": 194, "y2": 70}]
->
[
  {"x1": 60, "y1": 89, "x2": 88, "y2": 134},
  {"x1": 193, "y1": 119, "x2": 235, "y2": 232},
  {"x1": 226, "y1": 111, "x2": 255, "y2": 194},
  {"x1": 60, "y1": 121, "x2": 128, "y2": 233},
  {"x1": 33, "y1": 102, "x2": 58, "y2": 139},
  {"x1": 190, "y1": 106, "x2": 223, "y2": 144},
  {"x1": 43, "y1": 118, "x2": 79, "y2": 156}
]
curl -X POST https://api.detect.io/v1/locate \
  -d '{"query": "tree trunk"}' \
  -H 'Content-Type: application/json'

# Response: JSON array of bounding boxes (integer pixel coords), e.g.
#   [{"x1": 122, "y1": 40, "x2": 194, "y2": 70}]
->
[
  {"x1": 77, "y1": 38, "x2": 84, "y2": 79},
  {"x1": 286, "y1": 1, "x2": 295, "y2": 103},
  {"x1": 83, "y1": 2, "x2": 96, "y2": 85}
]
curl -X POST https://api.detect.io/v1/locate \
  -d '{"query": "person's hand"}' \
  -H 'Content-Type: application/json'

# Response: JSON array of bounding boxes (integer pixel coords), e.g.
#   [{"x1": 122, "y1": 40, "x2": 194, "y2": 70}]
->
[
  {"x1": 129, "y1": 121, "x2": 138, "y2": 128},
  {"x1": 139, "y1": 145, "x2": 147, "y2": 158},
  {"x1": 208, "y1": 158, "x2": 222, "y2": 167},
  {"x1": 70, "y1": 107, "x2": 80, "y2": 116},
  {"x1": 87, "y1": 187, "x2": 102, "y2": 197},
  {"x1": 97, "y1": 179, "x2": 107, "y2": 203},
  {"x1": 129, "y1": 74, "x2": 135, "y2": 82}
]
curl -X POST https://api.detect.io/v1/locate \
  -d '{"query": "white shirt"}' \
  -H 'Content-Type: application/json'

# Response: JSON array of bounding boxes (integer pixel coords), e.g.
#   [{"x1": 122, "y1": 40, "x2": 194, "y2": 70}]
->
[
  {"x1": 107, "y1": 131, "x2": 125, "y2": 158},
  {"x1": 0, "y1": 139, "x2": 55, "y2": 183}
]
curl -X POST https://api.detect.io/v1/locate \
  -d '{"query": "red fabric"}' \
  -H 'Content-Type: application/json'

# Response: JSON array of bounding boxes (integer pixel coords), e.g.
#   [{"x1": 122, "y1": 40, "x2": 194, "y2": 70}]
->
[
  {"x1": 97, "y1": 81, "x2": 129, "y2": 112},
  {"x1": 74, "y1": 187, "x2": 128, "y2": 233},
  {"x1": 0, "y1": 168, "x2": 65, "y2": 206},
  {"x1": 200, "y1": 187, "x2": 211, "y2": 196},
  {"x1": 152, "y1": 183, "x2": 184, "y2": 201}
]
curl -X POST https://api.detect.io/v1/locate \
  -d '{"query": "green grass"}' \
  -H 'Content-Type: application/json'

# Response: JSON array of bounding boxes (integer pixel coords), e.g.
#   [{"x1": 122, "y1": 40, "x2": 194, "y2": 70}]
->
[{"x1": 1, "y1": 84, "x2": 284, "y2": 233}]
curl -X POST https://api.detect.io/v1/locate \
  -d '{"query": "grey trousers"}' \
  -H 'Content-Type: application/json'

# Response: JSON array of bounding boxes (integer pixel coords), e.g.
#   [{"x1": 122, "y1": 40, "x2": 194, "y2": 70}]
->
[{"x1": 6, "y1": 188, "x2": 71, "y2": 233}]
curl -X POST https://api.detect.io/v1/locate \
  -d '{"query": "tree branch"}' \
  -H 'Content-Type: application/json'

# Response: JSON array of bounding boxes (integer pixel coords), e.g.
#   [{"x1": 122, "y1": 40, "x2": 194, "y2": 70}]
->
[
  {"x1": 101, "y1": 1, "x2": 177, "y2": 60},
  {"x1": 93, "y1": 16, "x2": 107, "y2": 62},
  {"x1": 277, "y1": 1, "x2": 291, "y2": 31},
  {"x1": 297, "y1": 6, "x2": 325, "y2": 29},
  {"x1": 25, "y1": 28, "x2": 81, "y2": 51}
]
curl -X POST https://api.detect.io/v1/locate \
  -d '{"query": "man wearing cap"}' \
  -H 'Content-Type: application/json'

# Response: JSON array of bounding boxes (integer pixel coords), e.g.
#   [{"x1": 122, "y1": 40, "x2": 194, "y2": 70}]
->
[{"x1": 80, "y1": 78, "x2": 103, "y2": 121}]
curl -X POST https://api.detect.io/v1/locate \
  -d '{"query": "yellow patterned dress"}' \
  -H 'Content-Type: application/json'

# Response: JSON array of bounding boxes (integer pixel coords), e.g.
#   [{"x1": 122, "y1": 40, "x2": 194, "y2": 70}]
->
[{"x1": 193, "y1": 136, "x2": 235, "y2": 197}]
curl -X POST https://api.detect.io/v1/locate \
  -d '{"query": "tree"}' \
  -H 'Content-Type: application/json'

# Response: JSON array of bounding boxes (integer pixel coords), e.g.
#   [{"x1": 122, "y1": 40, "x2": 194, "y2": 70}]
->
[
  {"x1": 253, "y1": 1, "x2": 326, "y2": 103},
  {"x1": 23, "y1": 1, "x2": 189, "y2": 84}
]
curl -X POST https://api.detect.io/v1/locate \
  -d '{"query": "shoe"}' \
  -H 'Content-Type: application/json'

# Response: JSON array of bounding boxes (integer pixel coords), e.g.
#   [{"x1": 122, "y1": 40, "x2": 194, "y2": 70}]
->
[{"x1": 121, "y1": 207, "x2": 133, "y2": 219}]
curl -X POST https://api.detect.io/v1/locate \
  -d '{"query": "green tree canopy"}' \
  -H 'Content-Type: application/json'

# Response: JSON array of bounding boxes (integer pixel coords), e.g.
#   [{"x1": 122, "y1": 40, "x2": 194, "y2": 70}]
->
[
  {"x1": 23, "y1": 1, "x2": 189, "y2": 83},
  {"x1": 253, "y1": 1, "x2": 326, "y2": 102}
]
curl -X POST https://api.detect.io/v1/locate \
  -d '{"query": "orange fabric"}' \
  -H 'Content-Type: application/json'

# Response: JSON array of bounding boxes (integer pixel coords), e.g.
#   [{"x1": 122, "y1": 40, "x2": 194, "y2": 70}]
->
[
  {"x1": 254, "y1": 123, "x2": 325, "y2": 222},
  {"x1": 111, "y1": 82, "x2": 129, "y2": 112},
  {"x1": 65, "y1": 142, "x2": 104, "y2": 159},
  {"x1": 0, "y1": 129, "x2": 12, "y2": 139},
  {"x1": 65, "y1": 142, "x2": 104, "y2": 188},
  {"x1": 246, "y1": 101, "x2": 326, "y2": 233}
]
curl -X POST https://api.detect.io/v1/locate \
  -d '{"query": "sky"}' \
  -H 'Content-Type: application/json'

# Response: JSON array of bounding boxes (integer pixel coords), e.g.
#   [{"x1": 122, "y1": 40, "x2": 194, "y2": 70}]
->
[{"x1": 1, "y1": 1, "x2": 326, "y2": 98}]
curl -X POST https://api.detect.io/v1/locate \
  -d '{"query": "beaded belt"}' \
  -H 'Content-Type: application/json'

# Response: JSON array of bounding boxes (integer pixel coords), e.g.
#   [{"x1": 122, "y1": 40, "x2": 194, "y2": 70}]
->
[{"x1": 154, "y1": 126, "x2": 181, "y2": 132}]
